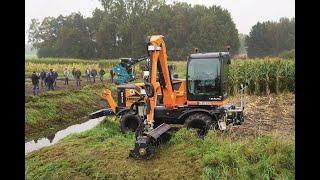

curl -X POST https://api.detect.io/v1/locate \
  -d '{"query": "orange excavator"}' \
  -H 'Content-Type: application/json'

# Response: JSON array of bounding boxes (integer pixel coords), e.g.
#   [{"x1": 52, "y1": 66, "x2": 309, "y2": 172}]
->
[{"x1": 91, "y1": 35, "x2": 247, "y2": 159}]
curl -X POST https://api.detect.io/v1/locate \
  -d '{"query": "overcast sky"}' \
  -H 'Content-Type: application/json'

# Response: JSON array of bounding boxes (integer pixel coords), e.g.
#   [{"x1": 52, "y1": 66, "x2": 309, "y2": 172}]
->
[{"x1": 25, "y1": 0, "x2": 295, "y2": 43}]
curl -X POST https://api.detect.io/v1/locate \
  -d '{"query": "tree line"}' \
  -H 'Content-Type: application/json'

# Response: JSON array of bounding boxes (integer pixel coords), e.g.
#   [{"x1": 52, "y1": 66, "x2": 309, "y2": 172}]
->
[
  {"x1": 245, "y1": 17, "x2": 295, "y2": 58},
  {"x1": 28, "y1": 0, "x2": 239, "y2": 60},
  {"x1": 28, "y1": 0, "x2": 294, "y2": 60}
]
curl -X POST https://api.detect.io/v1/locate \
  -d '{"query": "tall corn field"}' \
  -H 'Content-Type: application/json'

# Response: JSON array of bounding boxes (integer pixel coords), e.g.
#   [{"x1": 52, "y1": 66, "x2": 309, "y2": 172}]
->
[{"x1": 228, "y1": 58, "x2": 295, "y2": 95}]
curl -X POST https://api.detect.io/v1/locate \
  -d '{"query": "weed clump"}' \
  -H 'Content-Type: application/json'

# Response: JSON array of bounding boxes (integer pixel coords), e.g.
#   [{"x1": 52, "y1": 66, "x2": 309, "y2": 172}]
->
[{"x1": 200, "y1": 136, "x2": 294, "y2": 179}]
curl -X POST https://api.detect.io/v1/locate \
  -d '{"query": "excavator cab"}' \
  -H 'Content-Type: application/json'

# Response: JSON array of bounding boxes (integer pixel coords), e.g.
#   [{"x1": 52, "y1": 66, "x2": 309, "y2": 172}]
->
[{"x1": 187, "y1": 52, "x2": 231, "y2": 101}]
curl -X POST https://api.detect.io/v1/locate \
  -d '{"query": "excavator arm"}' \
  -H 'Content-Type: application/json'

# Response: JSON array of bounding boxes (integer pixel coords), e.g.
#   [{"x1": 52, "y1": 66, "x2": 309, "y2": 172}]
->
[
  {"x1": 129, "y1": 35, "x2": 179, "y2": 159},
  {"x1": 88, "y1": 89, "x2": 117, "y2": 119},
  {"x1": 144, "y1": 35, "x2": 176, "y2": 129},
  {"x1": 128, "y1": 56, "x2": 149, "y2": 66}
]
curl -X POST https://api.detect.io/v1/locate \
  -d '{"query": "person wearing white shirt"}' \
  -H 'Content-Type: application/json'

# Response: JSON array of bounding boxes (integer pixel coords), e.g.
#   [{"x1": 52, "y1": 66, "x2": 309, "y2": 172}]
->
[{"x1": 64, "y1": 68, "x2": 69, "y2": 85}]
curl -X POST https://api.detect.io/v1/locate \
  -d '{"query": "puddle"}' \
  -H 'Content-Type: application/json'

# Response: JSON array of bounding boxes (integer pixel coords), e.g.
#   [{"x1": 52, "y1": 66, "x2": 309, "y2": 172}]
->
[{"x1": 25, "y1": 116, "x2": 106, "y2": 155}]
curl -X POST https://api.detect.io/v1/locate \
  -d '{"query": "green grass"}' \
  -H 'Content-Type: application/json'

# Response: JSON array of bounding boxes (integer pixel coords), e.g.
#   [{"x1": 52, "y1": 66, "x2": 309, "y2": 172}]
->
[
  {"x1": 199, "y1": 132, "x2": 294, "y2": 179},
  {"x1": 25, "y1": 118, "x2": 294, "y2": 179}
]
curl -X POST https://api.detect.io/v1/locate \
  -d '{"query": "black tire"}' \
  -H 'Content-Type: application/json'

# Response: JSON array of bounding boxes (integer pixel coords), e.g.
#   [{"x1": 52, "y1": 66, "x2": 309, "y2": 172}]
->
[
  {"x1": 184, "y1": 113, "x2": 213, "y2": 137},
  {"x1": 120, "y1": 114, "x2": 142, "y2": 134}
]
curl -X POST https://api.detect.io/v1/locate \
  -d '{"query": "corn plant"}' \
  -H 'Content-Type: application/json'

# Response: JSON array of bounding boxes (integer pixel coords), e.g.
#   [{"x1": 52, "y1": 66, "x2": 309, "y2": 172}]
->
[
  {"x1": 264, "y1": 58, "x2": 270, "y2": 95},
  {"x1": 275, "y1": 58, "x2": 281, "y2": 94}
]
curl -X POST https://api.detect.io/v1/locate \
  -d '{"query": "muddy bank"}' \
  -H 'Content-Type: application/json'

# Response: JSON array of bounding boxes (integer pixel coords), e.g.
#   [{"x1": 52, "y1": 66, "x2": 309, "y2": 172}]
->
[
  {"x1": 25, "y1": 85, "x2": 108, "y2": 141},
  {"x1": 26, "y1": 116, "x2": 106, "y2": 155}
]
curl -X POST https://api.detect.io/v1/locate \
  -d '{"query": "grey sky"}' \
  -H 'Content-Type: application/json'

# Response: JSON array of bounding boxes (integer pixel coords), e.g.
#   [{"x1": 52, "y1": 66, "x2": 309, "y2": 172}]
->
[{"x1": 25, "y1": 0, "x2": 295, "y2": 43}]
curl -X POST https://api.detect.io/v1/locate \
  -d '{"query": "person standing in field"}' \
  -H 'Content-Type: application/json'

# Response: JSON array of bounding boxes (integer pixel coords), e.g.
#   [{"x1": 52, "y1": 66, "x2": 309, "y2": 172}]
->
[
  {"x1": 63, "y1": 67, "x2": 69, "y2": 85},
  {"x1": 99, "y1": 68, "x2": 105, "y2": 82},
  {"x1": 91, "y1": 68, "x2": 97, "y2": 83},
  {"x1": 40, "y1": 70, "x2": 46, "y2": 88},
  {"x1": 53, "y1": 69, "x2": 58, "y2": 88},
  {"x1": 75, "y1": 69, "x2": 81, "y2": 87},
  {"x1": 85, "y1": 68, "x2": 91, "y2": 82},
  {"x1": 46, "y1": 69, "x2": 55, "y2": 91},
  {"x1": 31, "y1": 71, "x2": 40, "y2": 95},
  {"x1": 72, "y1": 67, "x2": 76, "y2": 81}
]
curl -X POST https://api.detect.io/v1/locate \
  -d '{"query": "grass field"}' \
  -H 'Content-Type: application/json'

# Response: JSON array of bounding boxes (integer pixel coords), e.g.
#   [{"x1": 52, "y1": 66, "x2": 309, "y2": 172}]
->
[
  {"x1": 25, "y1": 127, "x2": 294, "y2": 179},
  {"x1": 25, "y1": 57, "x2": 295, "y2": 179},
  {"x1": 25, "y1": 93, "x2": 295, "y2": 179}
]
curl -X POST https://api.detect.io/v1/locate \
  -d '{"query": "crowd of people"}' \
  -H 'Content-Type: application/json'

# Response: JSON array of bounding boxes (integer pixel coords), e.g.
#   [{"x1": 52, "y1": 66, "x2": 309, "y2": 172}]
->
[{"x1": 30, "y1": 67, "x2": 106, "y2": 95}]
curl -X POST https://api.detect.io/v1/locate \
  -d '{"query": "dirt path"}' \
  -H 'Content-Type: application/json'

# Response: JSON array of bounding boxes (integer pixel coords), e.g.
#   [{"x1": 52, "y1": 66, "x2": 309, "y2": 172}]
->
[{"x1": 229, "y1": 93, "x2": 295, "y2": 139}]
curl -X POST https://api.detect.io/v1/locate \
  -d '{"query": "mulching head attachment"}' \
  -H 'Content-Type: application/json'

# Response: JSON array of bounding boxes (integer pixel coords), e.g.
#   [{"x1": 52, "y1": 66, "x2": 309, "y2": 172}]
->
[
  {"x1": 129, "y1": 136, "x2": 156, "y2": 160},
  {"x1": 129, "y1": 123, "x2": 172, "y2": 160}
]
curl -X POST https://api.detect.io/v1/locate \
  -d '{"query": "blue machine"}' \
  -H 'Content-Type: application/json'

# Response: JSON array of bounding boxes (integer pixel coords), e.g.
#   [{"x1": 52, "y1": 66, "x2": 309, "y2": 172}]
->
[{"x1": 111, "y1": 57, "x2": 149, "y2": 84}]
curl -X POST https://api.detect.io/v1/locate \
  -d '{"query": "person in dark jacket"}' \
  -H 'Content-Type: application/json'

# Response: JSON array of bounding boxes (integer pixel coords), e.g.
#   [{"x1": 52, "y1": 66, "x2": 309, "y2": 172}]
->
[
  {"x1": 39, "y1": 70, "x2": 46, "y2": 88},
  {"x1": 46, "y1": 69, "x2": 55, "y2": 90},
  {"x1": 53, "y1": 70, "x2": 58, "y2": 87},
  {"x1": 99, "y1": 69, "x2": 105, "y2": 82},
  {"x1": 75, "y1": 69, "x2": 81, "y2": 87},
  {"x1": 71, "y1": 67, "x2": 76, "y2": 81},
  {"x1": 91, "y1": 68, "x2": 97, "y2": 83},
  {"x1": 31, "y1": 71, "x2": 40, "y2": 95}
]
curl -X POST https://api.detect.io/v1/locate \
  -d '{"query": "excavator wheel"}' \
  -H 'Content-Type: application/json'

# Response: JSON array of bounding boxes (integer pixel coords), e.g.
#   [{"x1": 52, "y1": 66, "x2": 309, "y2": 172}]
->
[
  {"x1": 120, "y1": 113, "x2": 142, "y2": 134},
  {"x1": 184, "y1": 113, "x2": 213, "y2": 137}
]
